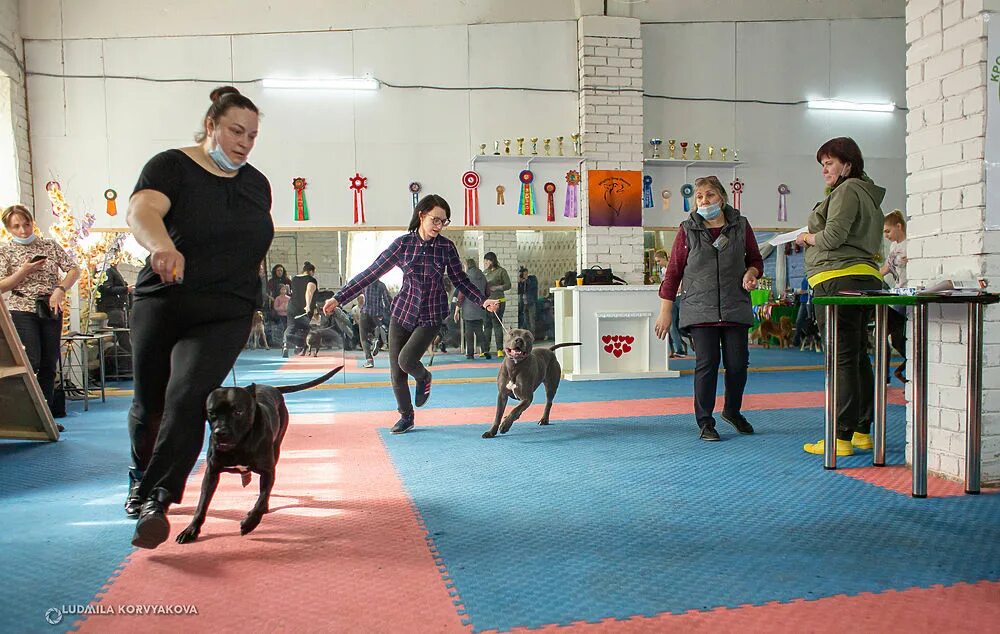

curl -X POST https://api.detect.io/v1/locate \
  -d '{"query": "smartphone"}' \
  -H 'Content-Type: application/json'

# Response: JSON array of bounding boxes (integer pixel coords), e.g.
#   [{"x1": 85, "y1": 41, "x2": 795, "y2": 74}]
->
[{"x1": 30, "y1": 255, "x2": 48, "y2": 263}]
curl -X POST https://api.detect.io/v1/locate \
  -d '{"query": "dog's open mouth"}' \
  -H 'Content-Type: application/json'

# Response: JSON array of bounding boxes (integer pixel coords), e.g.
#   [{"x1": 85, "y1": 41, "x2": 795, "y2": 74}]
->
[
  {"x1": 214, "y1": 441, "x2": 236, "y2": 452},
  {"x1": 505, "y1": 347, "x2": 526, "y2": 359}
]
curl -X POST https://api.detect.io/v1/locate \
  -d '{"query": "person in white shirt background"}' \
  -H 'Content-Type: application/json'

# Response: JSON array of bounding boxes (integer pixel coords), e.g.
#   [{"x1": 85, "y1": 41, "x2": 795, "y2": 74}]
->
[{"x1": 881, "y1": 209, "x2": 908, "y2": 384}]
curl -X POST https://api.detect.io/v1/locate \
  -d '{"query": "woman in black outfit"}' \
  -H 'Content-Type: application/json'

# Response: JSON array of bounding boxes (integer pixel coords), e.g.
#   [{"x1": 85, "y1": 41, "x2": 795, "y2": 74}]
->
[{"x1": 126, "y1": 86, "x2": 273, "y2": 549}]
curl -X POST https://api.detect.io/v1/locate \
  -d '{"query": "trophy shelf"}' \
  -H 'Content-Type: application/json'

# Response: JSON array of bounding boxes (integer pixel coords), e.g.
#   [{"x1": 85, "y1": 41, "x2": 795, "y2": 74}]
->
[
  {"x1": 643, "y1": 159, "x2": 744, "y2": 168},
  {"x1": 472, "y1": 155, "x2": 585, "y2": 168}
]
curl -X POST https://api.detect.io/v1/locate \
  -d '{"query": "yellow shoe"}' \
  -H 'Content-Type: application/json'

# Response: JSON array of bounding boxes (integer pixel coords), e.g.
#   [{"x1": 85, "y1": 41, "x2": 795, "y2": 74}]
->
[
  {"x1": 497, "y1": 349, "x2": 504, "y2": 358},
  {"x1": 803, "y1": 439, "x2": 854, "y2": 456},
  {"x1": 852, "y1": 432, "x2": 873, "y2": 450}
]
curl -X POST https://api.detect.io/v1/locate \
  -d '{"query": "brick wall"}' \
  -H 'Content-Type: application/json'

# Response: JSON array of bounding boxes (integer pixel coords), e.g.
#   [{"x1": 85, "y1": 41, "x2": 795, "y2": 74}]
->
[
  {"x1": 269, "y1": 231, "x2": 343, "y2": 289},
  {"x1": 577, "y1": 15, "x2": 645, "y2": 285},
  {"x1": 0, "y1": 0, "x2": 31, "y2": 209},
  {"x1": 905, "y1": 0, "x2": 998, "y2": 481}
]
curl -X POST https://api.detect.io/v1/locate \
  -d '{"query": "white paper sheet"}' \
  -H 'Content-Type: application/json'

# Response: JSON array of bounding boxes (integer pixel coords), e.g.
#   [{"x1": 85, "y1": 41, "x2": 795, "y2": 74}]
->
[{"x1": 768, "y1": 227, "x2": 808, "y2": 246}]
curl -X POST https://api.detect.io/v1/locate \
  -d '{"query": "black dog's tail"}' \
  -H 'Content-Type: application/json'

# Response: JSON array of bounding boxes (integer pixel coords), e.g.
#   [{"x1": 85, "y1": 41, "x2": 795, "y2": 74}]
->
[
  {"x1": 549, "y1": 342, "x2": 582, "y2": 351},
  {"x1": 277, "y1": 366, "x2": 343, "y2": 394}
]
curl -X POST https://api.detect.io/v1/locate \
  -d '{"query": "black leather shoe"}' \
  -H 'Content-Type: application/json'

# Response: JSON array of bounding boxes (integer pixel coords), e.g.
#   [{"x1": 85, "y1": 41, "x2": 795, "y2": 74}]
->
[
  {"x1": 124, "y1": 477, "x2": 143, "y2": 519},
  {"x1": 415, "y1": 372, "x2": 432, "y2": 408},
  {"x1": 699, "y1": 425, "x2": 721, "y2": 441},
  {"x1": 391, "y1": 417, "x2": 415, "y2": 434},
  {"x1": 131, "y1": 487, "x2": 172, "y2": 549},
  {"x1": 721, "y1": 411, "x2": 755, "y2": 435}
]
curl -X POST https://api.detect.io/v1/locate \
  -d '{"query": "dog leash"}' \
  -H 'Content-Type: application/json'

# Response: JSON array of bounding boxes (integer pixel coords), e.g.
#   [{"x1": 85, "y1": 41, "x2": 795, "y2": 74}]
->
[{"x1": 490, "y1": 300, "x2": 510, "y2": 335}]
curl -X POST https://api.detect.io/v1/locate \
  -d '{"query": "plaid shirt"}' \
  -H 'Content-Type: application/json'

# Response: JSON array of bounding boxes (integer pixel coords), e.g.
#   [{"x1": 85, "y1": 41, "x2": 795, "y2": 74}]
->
[
  {"x1": 335, "y1": 232, "x2": 486, "y2": 329},
  {"x1": 361, "y1": 279, "x2": 392, "y2": 325}
]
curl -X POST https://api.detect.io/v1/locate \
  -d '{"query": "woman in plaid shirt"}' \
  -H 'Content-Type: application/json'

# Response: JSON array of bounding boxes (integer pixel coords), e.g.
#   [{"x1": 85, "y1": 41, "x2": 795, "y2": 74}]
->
[{"x1": 324, "y1": 195, "x2": 500, "y2": 434}]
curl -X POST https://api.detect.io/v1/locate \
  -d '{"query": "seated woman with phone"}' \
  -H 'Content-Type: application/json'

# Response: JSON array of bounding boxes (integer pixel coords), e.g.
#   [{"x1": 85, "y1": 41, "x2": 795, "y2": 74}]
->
[{"x1": 0, "y1": 204, "x2": 80, "y2": 425}]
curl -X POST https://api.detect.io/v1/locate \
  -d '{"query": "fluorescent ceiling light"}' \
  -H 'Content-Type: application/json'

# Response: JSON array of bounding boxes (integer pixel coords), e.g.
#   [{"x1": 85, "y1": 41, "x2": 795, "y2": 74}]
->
[
  {"x1": 261, "y1": 77, "x2": 380, "y2": 90},
  {"x1": 807, "y1": 99, "x2": 895, "y2": 113}
]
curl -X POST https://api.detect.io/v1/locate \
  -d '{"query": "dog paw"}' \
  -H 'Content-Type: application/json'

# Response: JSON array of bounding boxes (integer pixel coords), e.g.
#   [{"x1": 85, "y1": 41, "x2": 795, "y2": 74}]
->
[
  {"x1": 175, "y1": 526, "x2": 200, "y2": 544},
  {"x1": 240, "y1": 513, "x2": 263, "y2": 535},
  {"x1": 482, "y1": 430, "x2": 497, "y2": 439},
  {"x1": 538, "y1": 419, "x2": 550, "y2": 426}
]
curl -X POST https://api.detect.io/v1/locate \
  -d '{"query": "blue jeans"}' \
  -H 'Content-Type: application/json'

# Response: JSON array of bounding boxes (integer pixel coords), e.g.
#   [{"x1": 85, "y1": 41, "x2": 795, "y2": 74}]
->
[{"x1": 668, "y1": 300, "x2": 687, "y2": 354}]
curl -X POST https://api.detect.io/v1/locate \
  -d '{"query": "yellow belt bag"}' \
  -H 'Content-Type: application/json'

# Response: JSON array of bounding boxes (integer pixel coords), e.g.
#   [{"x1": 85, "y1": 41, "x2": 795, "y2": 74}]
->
[{"x1": 808, "y1": 263, "x2": 882, "y2": 288}]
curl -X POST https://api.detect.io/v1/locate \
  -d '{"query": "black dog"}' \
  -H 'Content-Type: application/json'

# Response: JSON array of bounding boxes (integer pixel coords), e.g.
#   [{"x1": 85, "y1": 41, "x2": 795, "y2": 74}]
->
[{"x1": 175, "y1": 366, "x2": 342, "y2": 543}]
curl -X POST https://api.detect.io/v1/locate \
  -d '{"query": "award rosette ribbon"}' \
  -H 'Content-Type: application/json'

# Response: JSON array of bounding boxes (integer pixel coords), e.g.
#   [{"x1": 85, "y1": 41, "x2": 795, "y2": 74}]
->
[
  {"x1": 543, "y1": 182, "x2": 556, "y2": 222},
  {"x1": 680, "y1": 183, "x2": 694, "y2": 213},
  {"x1": 563, "y1": 170, "x2": 580, "y2": 218},
  {"x1": 731, "y1": 178, "x2": 744, "y2": 210},
  {"x1": 777, "y1": 183, "x2": 790, "y2": 222},
  {"x1": 518, "y1": 169, "x2": 536, "y2": 216},
  {"x1": 349, "y1": 173, "x2": 368, "y2": 224},
  {"x1": 409, "y1": 182, "x2": 421, "y2": 210},
  {"x1": 104, "y1": 189, "x2": 118, "y2": 217},
  {"x1": 292, "y1": 177, "x2": 309, "y2": 222},
  {"x1": 661, "y1": 188, "x2": 671, "y2": 210},
  {"x1": 462, "y1": 171, "x2": 480, "y2": 226},
  {"x1": 642, "y1": 175, "x2": 654, "y2": 209}
]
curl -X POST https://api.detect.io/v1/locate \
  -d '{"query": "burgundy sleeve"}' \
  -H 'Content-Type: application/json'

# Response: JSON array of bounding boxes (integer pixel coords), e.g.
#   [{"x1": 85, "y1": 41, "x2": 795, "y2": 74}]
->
[
  {"x1": 745, "y1": 224, "x2": 764, "y2": 275},
  {"x1": 658, "y1": 230, "x2": 688, "y2": 301}
]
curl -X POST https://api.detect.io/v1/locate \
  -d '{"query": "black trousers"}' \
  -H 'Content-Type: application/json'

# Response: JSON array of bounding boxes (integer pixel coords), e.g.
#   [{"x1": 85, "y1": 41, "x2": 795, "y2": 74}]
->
[
  {"x1": 357, "y1": 312, "x2": 378, "y2": 361},
  {"x1": 388, "y1": 318, "x2": 438, "y2": 418},
  {"x1": 129, "y1": 288, "x2": 253, "y2": 504},
  {"x1": 284, "y1": 313, "x2": 310, "y2": 350},
  {"x1": 482, "y1": 303, "x2": 506, "y2": 352},
  {"x1": 690, "y1": 325, "x2": 750, "y2": 430},
  {"x1": 888, "y1": 306, "x2": 907, "y2": 360},
  {"x1": 814, "y1": 275, "x2": 883, "y2": 440},
  {"x1": 10, "y1": 310, "x2": 62, "y2": 409},
  {"x1": 463, "y1": 318, "x2": 486, "y2": 356}
]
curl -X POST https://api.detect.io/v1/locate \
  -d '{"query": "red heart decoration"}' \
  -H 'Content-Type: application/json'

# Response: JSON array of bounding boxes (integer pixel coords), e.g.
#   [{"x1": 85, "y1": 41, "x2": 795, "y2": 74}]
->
[
  {"x1": 602, "y1": 335, "x2": 612, "y2": 344},
  {"x1": 612, "y1": 335, "x2": 621, "y2": 342},
  {"x1": 625, "y1": 336, "x2": 635, "y2": 344},
  {"x1": 604, "y1": 344, "x2": 614, "y2": 353},
  {"x1": 622, "y1": 344, "x2": 631, "y2": 353},
  {"x1": 613, "y1": 348, "x2": 623, "y2": 358}
]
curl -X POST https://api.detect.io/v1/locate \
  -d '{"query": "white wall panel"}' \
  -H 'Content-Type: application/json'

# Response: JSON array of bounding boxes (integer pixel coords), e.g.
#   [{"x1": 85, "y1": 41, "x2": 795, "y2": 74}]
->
[
  {"x1": 353, "y1": 25, "x2": 468, "y2": 87},
  {"x1": 24, "y1": 75, "x2": 64, "y2": 137},
  {"x1": 64, "y1": 39, "x2": 104, "y2": 75},
  {"x1": 643, "y1": 98, "x2": 736, "y2": 152},
  {"x1": 232, "y1": 31, "x2": 354, "y2": 81},
  {"x1": 830, "y1": 19, "x2": 906, "y2": 107},
  {"x1": 469, "y1": 91, "x2": 578, "y2": 158},
  {"x1": 469, "y1": 21, "x2": 578, "y2": 90},
  {"x1": 735, "y1": 21, "x2": 831, "y2": 103},
  {"x1": 642, "y1": 23, "x2": 736, "y2": 98},
  {"x1": 23, "y1": 39, "x2": 61, "y2": 74},
  {"x1": 103, "y1": 36, "x2": 232, "y2": 81}
]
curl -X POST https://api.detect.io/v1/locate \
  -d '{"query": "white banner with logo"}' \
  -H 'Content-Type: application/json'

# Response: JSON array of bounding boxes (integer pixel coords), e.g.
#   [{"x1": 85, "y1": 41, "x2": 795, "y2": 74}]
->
[{"x1": 987, "y1": 12, "x2": 1000, "y2": 229}]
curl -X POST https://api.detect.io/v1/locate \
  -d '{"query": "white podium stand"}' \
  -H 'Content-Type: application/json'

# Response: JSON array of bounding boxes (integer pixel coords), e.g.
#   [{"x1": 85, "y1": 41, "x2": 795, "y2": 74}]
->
[{"x1": 551, "y1": 286, "x2": 679, "y2": 381}]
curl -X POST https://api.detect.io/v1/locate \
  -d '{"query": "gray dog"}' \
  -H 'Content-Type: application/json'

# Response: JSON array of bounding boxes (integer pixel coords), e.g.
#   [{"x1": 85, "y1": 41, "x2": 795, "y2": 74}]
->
[
  {"x1": 175, "y1": 366, "x2": 342, "y2": 544},
  {"x1": 483, "y1": 328, "x2": 580, "y2": 438}
]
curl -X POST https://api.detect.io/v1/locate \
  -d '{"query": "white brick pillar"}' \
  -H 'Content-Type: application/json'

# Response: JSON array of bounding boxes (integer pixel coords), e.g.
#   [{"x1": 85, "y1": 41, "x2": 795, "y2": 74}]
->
[
  {"x1": 477, "y1": 230, "x2": 518, "y2": 334},
  {"x1": 905, "y1": 0, "x2": 999, "y2": 482},
  {"x1": 577, "y1": 15, "x2": 645, "y2": 285},
  {"x1": 0, "y1": 0, "x2": 32, "y2": 209}
]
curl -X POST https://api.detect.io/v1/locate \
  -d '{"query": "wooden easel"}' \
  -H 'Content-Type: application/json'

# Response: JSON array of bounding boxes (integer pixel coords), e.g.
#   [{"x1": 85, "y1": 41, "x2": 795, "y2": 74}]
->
[{"x1": 0, "y1": 294, "x2": 59, "y2": 440}]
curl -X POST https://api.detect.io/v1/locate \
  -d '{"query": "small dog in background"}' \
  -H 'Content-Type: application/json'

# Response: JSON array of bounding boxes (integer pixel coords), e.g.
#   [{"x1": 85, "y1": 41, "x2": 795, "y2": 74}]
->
[
  {"x1": 799, "y1": 318, "x2": 822, "y2": 352},
  {"x1": 749, "y1": 319, "x2": 788, "y2": 349},
  {"x1": 247, "y1": 311, "x2": 269, "y2": 350},
  {"x1": 778, "y1": 316, "x2": 794, "y2": 347},
  {"x1": 303, "y1": 313, "x2": 343, "y2": 357}
]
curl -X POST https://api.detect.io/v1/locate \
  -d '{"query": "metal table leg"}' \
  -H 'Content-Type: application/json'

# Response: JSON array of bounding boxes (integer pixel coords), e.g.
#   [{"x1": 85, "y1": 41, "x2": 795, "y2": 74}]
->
[
  {"x1": 824, "y1": 304, "x2": 839, "y2": 470},
  {"x1": 80, "y1": 342, "x2": 90, "y2": 412},
  {"x1": 873, "y1": 305, "x2": 888, "y2": 467},
  {"x1": 966, "y1": 303, "x2": 984, "y2": 494},
  {"x1": 99, "y1": 337, "x2": 106, "y2": 403},
  {"x1": 912, "y1": 303, "x2": 929, "y2": 498}
]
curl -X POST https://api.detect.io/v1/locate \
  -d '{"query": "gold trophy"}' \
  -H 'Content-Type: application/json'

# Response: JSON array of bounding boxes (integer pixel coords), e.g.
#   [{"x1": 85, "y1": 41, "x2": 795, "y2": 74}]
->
[
  {"x1": 668, "y1": 139, "x2": 676, "y2": 159},
  {"x1": 544, "y1": 138, "x2": 551, "y2": 156},
  {"x1": 516, "y1": 137, "x2": 525, "y2": 156},
  {"x1": 530, "y1": 137, "x2": 538, "y2": 155},
  {"x1": 708, "y1": 145, "x2": 714, "y2": 160},
  {"x1": 693, "y1": 142, "x2": 701, "y2": 160},
  {"x1": 480, "y1": 143, "x2": 487, "y2": 155},
  {"x1": 494, "y1": 140, "x2": 501, "y2": 155},
  {"x1": 504, "y1": 139, "x2": 511, "y2": 155},
  {"x1": 571, "y1": 133, "x2": 581, "y2": 156},
  {"x1": 557, "y1": 136, "x2": 565, "y2": 156},
  {"x1": 720, "y1": 146, "x2": 728, "y2": 161}
]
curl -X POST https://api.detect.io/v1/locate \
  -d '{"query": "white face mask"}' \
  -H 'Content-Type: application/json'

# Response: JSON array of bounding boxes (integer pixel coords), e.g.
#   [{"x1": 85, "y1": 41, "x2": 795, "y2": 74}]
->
[
  {"x1": 11, "y1": 233, "x2": 37, "y2": 245},
  {"x1": 207, "y1": 130, "x2": 246, "y2": 172}
]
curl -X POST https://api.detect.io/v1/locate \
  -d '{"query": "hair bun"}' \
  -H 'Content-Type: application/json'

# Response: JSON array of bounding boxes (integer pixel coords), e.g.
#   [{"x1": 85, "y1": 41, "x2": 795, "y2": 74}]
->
[{"x1": 210, "y1": 86, "x2": 241, "y2": 103}]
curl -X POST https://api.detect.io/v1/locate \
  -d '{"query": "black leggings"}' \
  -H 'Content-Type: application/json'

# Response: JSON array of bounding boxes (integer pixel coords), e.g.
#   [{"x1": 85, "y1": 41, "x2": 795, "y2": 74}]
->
[
  {"x1": 388, "y1": 318, "x2": 439, "y2": 418},
  {"x1": 482, "y1": 303, "x2": 506, "y2": 352},
  {"x1": 129, "y1": 288, "x2": 253, "y2": 504},
  {"x1": 10, "y1": 310, "x2": 62, "y2": 409},
  {"x1": 690, "y1": 325, "x2": 750, "y2": 430}
]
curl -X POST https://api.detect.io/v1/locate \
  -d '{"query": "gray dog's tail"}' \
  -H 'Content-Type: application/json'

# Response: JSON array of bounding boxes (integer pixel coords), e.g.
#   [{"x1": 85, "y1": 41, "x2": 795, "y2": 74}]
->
[
  {"x1": 548, "y1": 342, "x2": 582, "y2": 351},
  {"x1": 277, "y1": 366, "x2": 343, "y2": 394}
]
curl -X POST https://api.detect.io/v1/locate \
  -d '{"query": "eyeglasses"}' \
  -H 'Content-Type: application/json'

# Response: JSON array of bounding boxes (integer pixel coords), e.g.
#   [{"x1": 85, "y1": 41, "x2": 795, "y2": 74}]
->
[{"x1": 425, "y1": 215, "x2": 450, "y2": 227}]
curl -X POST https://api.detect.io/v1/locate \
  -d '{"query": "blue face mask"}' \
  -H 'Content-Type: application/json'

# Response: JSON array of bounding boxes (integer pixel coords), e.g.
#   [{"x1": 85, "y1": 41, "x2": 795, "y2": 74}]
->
[
  {"x1": 696, "y1": 203, "x2": 722, "y2": 220},
  {"x1": 207, "y1": 132, "x2": 246, "y2": 172},
  {"x1": 11, "y1": 234, "x2": 37, "y2": 245}
]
